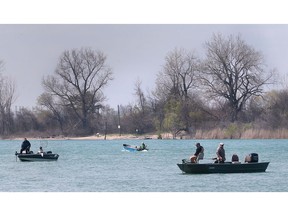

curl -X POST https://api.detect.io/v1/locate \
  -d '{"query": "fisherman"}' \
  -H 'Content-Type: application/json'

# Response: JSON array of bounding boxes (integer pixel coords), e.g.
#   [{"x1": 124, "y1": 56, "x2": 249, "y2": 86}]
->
[
  {"x1": 137, "y1": 142, "x2": 146, "y2": 151},
  {"x1": 38, "y1": 146, "x2": 44, "y2": 154},
  {"x1": 190, "y1": 142, "x2": 204, "y2": 163},
  {"x1": 215, "y1": 142, "x2": 226, "y2": 163},
  {"x1": 231, "y1": 154, "x2": 240, "y2": 163},
  {"x1": 20, "y1": 138, "x2": 31, "y2": 154}
]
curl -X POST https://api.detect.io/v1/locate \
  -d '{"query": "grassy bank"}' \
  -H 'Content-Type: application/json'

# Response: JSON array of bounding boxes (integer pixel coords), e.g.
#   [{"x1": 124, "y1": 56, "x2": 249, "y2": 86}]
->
[
  {"x1": 193, "y1": 128, "x2": 288, "y2": 139},
  {"x1": 3, "y1": 128, "x2": 288, "y2": 140}
]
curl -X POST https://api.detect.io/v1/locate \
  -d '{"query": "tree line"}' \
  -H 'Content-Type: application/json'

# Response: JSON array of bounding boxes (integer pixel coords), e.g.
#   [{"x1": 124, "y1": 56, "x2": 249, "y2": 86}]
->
[{"x1": 1, "y1": 33, "x2": 288, "y2": 139}]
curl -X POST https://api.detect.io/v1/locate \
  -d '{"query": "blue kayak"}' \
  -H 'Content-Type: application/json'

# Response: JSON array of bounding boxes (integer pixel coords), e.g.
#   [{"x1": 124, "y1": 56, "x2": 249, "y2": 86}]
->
[{"x1": 123, "y1": 144, "x2": 148, "y2": 152}]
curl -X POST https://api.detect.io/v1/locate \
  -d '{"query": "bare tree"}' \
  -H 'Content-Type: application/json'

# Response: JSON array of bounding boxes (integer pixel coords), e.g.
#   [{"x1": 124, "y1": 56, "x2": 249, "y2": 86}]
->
[
  {"x1": 201, "y1": 33, "x2": 275, "y2": 122},
  {"x1": 134, "y1": 79, "x2": 146, "y2": 114},
  {"x1": 14, "y1": 107, "x2": 39, "y2": 133},
  {"x1": 37, "y1": 93, "x2": 65, "y2": 134},
  {"x1": 0, "y1": 61, "x2": 16, "y2": 136},
  {"x1": 0, "y1": 60, "x2": 3, "y2": 71},
  {"x1": 129, "y1": 80, "x2": 155, "y2": 134},
  {"x1": 260, "y1": 89, "x2": 288, "y2": 129},
  {"x1": 42, "y1": 47, "x2": 113, "y2": 135},
  {"x1": 153, "y1": 48, "x2": 201, "y2": 134},
  {"x1": 154, "y1": 48, "x2": 200, "y2": 101}
]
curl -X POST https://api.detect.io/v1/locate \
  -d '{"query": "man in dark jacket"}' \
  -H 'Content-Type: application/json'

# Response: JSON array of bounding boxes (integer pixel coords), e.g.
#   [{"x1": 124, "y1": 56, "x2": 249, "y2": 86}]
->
[
  {"x1": 190, "y1": 143, "x2": 204, "y2": 163},
  {"x1": 20, "y1": 138, "x2": 31, "y2": 154}
]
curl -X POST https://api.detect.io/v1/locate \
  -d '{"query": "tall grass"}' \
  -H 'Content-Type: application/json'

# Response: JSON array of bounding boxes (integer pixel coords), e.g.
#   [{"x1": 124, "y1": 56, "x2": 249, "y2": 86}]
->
[{"x1": 193, "y1": 128, "x2": 288, "y2": 139}]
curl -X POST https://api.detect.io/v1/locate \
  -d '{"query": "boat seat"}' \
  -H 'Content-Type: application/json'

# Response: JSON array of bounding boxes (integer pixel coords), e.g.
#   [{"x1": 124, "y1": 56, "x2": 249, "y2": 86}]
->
[{"x1": 196, "y1": 153, "x2": 204, "y2": 163}]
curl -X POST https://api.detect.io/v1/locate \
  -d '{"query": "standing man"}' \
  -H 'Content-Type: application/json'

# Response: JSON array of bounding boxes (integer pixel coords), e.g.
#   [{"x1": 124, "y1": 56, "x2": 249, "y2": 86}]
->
[
  {"x1": 190, "y1": 143, "x2": 204, "y2": 163},
  {"x1": 216, "y1": 142, "x2": 226, "y2": 163},
  {"x1": 20, "y1": 138, "x2": 31, "y2": 154}
]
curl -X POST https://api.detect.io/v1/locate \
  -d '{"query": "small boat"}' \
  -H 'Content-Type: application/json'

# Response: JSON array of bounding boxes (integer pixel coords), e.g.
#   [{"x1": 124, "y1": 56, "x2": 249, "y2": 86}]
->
[
  {"x1": 177, "y1": 160, "x2": 269, "y2": 174},
  {"x1": 15, "y1": 151, "x2": 59, "y2": 162},
  {"x1": 123, "y1": 144, "x2": 148, "y2": 152}
]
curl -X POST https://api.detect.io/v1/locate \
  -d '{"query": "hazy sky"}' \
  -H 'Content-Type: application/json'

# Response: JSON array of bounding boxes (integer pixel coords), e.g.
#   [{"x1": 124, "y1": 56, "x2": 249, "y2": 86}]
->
[{"x1": 1, "y1": 24, "x2": 288, "y2": 110}]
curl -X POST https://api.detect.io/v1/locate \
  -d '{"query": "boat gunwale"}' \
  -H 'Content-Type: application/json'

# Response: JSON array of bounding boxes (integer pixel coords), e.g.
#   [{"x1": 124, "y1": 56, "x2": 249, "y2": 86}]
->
[
  {"x1": 177, "y1": 161, "x2": 270, "y2": 174},
  {"x1": 16, "y1": 152, "x2": 59, "y2": 162}
]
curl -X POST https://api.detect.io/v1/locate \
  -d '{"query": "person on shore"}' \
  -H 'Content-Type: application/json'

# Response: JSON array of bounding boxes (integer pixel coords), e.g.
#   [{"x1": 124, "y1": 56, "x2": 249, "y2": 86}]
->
[
  {"x1": 20, "y1": 138, "x2": 31, "y2": 154},
  {"x1": 190, "y1": 143, "x2": 204, "y2": 163},
  {"x1": 215, "y1": 142, "x2": 226, "y2": 163}
]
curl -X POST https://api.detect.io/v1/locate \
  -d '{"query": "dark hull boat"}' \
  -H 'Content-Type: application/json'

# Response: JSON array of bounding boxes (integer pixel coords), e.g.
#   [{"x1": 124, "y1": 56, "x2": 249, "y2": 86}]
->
[
  {"x1": 15, "y1": 151, "x2": 59, "y2": 162},
  {"x1": 177, "y1": 161, "x2": 269, "y2": 174}
]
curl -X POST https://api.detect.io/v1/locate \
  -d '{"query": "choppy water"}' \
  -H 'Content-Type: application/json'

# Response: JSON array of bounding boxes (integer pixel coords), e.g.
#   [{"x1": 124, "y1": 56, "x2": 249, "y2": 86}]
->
[{"x1": 0, "y1": 138, "x2": 287, "y2": 192}]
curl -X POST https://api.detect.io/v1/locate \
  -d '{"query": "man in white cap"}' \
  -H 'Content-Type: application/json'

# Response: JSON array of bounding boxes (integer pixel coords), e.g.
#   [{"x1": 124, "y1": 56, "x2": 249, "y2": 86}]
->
[{"x1": 216, "y1": 142, "x2": 226, "y2": 163}]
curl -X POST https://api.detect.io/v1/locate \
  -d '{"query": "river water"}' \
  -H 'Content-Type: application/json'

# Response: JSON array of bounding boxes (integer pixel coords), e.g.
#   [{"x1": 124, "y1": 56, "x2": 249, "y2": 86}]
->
[
  {"x1": 1, "y1": 138, "x2": 287, "y2": 192},
  {"x1": 1, "y1": 138, "x2": 287, "y2": 215}
]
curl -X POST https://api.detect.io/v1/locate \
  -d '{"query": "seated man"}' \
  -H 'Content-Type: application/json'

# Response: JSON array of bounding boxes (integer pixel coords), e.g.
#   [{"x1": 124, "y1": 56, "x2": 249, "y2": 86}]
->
[
  {"x1": 231, "y1": 154, "x2": 240, "y2": 163},
  {"x1": 38, "y1": 146, "x2": 44, "y2": 154},
  {"x1": 141, "y1": 142, "x2": 146, "y2": 150}
]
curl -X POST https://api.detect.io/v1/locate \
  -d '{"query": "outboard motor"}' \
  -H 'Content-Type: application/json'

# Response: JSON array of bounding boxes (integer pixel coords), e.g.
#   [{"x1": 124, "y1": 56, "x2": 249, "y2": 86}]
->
[{"x1": 245, "y1": 153, "x2": 259, "y2": 163}]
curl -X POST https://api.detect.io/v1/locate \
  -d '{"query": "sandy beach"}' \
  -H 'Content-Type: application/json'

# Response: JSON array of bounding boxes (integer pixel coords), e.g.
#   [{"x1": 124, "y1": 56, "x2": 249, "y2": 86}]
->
[
  {"x1": 68, "y1": 134, "x2": 160, "y2": 140},
  {"x1": 9, "y1": 133, "x2": 171, "y2": 141}
]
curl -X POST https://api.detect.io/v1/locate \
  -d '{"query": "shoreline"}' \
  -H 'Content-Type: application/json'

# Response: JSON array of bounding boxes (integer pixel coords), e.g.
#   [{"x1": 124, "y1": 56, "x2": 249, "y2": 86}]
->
[
  {"x1": 5, "y1": 128, "x2": 288, "y2": 140},
  {"x1": 7, "y1": 134, "x2": 288, "y2": 141},
  {"x1": 6, "y1": 134, "x2": 163, "y2": 141}
]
